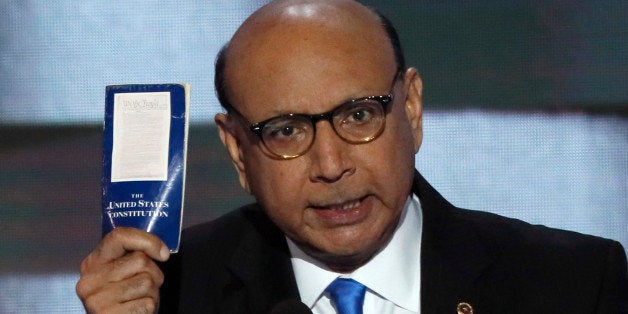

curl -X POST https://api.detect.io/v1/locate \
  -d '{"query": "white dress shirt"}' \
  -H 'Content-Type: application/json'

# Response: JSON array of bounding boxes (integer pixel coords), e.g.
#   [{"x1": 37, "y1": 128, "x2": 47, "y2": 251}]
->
[{"x1": 287, "y1": 195, "x2": 423, "y2": 314}]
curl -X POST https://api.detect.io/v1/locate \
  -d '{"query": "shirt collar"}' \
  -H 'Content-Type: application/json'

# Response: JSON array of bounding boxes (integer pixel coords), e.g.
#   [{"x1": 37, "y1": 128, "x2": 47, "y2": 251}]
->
[{"x1": 287, "y1": 195, "x2": 422, "y2": 311}]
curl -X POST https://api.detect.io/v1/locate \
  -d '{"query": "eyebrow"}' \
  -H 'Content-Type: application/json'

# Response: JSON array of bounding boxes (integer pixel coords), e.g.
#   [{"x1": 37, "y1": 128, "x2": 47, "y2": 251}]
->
[{"x1": 231, "y1": 68, "x2": 402, "y2": 124}]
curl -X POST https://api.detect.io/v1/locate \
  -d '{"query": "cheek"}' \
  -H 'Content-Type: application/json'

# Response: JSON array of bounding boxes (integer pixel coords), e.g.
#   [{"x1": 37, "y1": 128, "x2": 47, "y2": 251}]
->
[
  {"x1": 361, "y1": 117, "x2": 416, "y2": 199},
  {"x1": 384, "y1": 109, "x2": 417, "y2": 166},
  {"x1": 370, "y1": 115, "x2": 414, "y2": 160},
  {"x1": 244, "y1": 153, "x2": 309, "y2": 218},
  {"x1": 254, "y1": 174, "x2": 314, "y2": 244}
]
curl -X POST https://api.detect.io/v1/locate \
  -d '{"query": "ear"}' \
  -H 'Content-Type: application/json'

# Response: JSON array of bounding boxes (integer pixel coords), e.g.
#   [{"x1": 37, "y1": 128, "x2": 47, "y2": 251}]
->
[
  {"x1": 403, "y1": 67, "x2": 424, "y2": 153},
  {"x1": 215, "y1": 113, "x2": 251, "y2": 193}
]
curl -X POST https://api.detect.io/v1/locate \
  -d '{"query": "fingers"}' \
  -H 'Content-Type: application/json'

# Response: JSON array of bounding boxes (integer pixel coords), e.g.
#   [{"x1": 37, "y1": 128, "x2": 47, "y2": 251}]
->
[
  {"x1": 89, "y1": 227, "x2": 170, "y2": 267},
  {"x1": 77, "y1": 250, "x2": 164, "y2": 297},
  {"x1": 81, "y1": 273, "x2": 160, "y2": 314},
  {"x1": 93, "y1": 298, "x2": 157, "y2": 314},
  {"x1": 76, "y1": 227, "x2": 169, "y2": 314}
]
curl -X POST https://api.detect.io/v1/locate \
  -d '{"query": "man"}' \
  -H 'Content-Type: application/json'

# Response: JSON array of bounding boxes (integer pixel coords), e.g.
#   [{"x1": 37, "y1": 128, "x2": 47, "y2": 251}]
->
[{"x1": 76, "y1": 0, "x2": 628, "y2": 313}]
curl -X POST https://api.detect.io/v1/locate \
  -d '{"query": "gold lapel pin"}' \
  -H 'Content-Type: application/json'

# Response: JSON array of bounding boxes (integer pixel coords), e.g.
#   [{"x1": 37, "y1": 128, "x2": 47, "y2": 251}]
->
[{"x1": 457, "y1": 302, "x2": 473, "y2": 314}]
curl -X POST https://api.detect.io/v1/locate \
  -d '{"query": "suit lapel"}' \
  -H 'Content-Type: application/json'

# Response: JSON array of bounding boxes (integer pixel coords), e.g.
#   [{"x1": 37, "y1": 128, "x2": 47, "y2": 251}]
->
[
  {"x1": 226, "y1": 207, "x2": 301, "y2": 312},
  {"x1": 414, "y1": 171, "x2": 494, "y2": 313}
]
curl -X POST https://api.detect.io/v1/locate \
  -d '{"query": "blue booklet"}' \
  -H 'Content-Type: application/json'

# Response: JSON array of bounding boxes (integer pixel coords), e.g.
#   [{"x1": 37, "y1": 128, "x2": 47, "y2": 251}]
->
[{"x1": 102, "y1": 83, "x2": 190, "y2": 252}]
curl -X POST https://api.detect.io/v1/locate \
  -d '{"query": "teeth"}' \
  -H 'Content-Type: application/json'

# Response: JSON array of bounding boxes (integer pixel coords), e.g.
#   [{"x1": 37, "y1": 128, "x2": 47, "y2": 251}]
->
[{"x1": 329, "y1": 200, "x2": 360, "y2": 211}]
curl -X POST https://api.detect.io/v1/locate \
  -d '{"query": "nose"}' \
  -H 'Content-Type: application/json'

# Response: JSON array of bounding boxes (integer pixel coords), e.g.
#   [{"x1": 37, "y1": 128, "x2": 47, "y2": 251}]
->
[{"x1": 307, "y1": 121, "x2": 355, "y2": 183}]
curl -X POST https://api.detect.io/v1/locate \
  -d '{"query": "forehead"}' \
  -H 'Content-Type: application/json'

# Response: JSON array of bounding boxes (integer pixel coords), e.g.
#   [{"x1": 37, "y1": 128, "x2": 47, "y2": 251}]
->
[{"x1": 224, "y1": 1, "x2": 397, "y2": 119}]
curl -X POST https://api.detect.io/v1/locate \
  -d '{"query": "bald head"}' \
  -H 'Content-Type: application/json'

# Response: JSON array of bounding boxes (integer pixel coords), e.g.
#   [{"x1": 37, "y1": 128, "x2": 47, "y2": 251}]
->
[
  {"x1": 215, "y1": 0, "x2": 405, "y2": 113},
  {"x1": 232, "y1": 0, "x2": 381, "y2": 48},
  {"x1": 213, "y1": 1, "x2": 424, "y2": 271}
]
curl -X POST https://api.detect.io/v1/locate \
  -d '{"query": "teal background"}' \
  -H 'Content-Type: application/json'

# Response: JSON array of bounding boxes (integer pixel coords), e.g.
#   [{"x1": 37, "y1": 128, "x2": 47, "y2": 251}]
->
[{"x1": 364, "y1": 1, "x2": 627, "y2": 111}]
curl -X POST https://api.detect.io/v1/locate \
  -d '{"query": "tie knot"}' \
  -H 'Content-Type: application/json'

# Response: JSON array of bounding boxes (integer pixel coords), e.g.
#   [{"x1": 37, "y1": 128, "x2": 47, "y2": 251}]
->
[{"x1": 325, "y1": 278, "x2": 366, "y2": 314}]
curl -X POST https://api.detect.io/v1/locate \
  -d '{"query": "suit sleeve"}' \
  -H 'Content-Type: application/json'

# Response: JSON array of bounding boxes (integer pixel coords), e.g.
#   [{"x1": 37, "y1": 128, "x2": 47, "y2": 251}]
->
[
  {"x1": 595, "y1": 241, "x2": 628, "y2": 314},
  {"x1": 158, "y1": 254, "x2": 182, "y2": 314}
]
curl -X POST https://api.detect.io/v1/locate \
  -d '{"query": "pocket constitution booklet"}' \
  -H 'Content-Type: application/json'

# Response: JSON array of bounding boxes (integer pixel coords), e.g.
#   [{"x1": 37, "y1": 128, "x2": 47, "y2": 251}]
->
[{"x1": 102, "y1": 83, "x2": 189, "y2": 252}]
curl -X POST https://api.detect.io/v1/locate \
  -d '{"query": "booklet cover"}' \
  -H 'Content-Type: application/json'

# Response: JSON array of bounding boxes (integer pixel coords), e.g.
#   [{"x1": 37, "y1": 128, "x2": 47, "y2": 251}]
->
[{"x1": 102, "y1": 83, "x2": 189, "y2": 252}]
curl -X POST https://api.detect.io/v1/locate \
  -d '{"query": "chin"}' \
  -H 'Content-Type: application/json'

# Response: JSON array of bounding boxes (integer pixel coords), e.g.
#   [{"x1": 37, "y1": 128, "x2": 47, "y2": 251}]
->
[
  {"x1": 305, "y1": 234, "x2": 383, "y2": 266},
  {"x1": 315, "y1": 244, "x2": 380, "y2": 273}
]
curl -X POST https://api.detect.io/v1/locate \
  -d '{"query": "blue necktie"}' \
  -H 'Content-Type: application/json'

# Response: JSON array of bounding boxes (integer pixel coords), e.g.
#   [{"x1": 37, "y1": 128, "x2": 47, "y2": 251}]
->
[{"x1": 325, "y1": 278, "x2": 367, "y2": 314}]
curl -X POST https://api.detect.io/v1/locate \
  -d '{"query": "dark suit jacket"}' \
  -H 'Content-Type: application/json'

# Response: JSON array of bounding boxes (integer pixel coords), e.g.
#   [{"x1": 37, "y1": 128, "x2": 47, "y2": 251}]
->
[{"x1": 159, "y1": 171, "x2": 628, "y2": 313}]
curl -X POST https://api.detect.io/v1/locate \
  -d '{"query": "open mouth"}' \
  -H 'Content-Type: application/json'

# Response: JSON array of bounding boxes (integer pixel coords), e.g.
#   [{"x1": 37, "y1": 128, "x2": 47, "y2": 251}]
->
[
  {"x1": 310, "y1": 195, "x2": 373, "y2": 225},
  {"x1": 312, "y1": 196, "x2": 366, "y2": 211}
]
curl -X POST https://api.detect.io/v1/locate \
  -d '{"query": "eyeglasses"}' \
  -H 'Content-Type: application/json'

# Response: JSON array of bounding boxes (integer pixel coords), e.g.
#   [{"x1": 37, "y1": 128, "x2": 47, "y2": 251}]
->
[{"x1": 230, "y1": 71, "x2": 401, "y2": 159}]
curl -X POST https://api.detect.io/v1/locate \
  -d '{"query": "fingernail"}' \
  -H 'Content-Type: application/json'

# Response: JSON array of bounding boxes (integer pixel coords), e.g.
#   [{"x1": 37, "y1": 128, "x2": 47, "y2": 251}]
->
[{"x1": 160, "y1": 246, "x2": 170, "y2": 260}]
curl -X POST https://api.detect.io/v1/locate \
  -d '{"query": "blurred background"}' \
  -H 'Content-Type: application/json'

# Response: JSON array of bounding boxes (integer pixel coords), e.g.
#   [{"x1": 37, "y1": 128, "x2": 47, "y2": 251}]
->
[{"x1": 1, "y1": 1, "x2": 626, "y2": 312}]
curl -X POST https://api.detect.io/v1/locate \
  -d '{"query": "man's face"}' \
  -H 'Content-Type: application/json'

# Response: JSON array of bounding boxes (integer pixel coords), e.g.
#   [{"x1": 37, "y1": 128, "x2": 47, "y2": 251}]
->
[{"x1": 217, "y1": 2, "x2": 423, "y2": 271}]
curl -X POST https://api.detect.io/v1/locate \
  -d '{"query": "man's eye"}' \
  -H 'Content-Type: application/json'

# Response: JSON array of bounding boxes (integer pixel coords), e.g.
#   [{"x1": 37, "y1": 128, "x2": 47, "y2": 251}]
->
[
  {"x1": 264, "y1": 120, "x2": 308, "y2": 141},
  {"x1": 350, "y1": 110, "x2": 372, "y2": 122},
  {"x1": 345, "y1": 105, "x2": 377, "y2": 124},
  {"x1": 269, "y1": 126, "x2": 297, "y2": 138}
]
